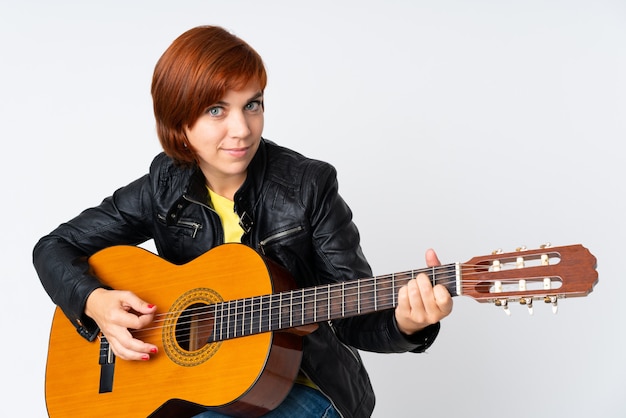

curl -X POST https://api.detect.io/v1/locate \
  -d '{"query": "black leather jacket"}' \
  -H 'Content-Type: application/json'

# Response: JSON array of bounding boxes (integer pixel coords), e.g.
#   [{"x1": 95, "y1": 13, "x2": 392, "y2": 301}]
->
[{"x1": 33, "y1": 139, "x2": 440, "y2": 418}]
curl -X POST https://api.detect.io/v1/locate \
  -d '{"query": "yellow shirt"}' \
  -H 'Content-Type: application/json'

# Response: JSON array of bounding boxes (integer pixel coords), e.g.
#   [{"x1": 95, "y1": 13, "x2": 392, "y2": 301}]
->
[{"x1": 207, "y1": 188, "x2": 244, "y2": 243}]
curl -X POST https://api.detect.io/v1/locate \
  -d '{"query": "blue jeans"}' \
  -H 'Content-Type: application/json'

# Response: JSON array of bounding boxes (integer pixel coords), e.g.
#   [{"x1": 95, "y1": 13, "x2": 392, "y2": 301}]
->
[{"x1": 192, "y1": 384, "x2": 340, "y2": 418}]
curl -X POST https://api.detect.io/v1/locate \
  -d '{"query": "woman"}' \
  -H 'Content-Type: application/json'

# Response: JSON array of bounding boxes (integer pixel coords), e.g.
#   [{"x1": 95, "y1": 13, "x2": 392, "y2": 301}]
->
[{"x1": 33, "y1": 25, "x2": 452, "y2": 418}]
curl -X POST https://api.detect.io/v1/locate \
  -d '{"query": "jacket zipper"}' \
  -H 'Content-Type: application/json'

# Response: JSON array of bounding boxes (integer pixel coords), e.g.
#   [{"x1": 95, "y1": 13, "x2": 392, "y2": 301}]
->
[
  {"x1": 157, "y1": 213, "x2": 203, "y2": 238},
  {"x1": 329, "y1": 321, "x2": 362, "y2": 366},
  {"x1": 300, "y1": 369, "x2": 345, "y2": 418},
  {"x1": 177, "y1": 220, "x2": 202, "y2": 238},
  {"x1": 258, "y1": 226, "x2": 303, "y2": 255}
]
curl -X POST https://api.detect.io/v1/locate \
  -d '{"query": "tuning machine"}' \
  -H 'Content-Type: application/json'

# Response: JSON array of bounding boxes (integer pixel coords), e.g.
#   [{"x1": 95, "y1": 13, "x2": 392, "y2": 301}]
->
[
  {"x1": 519, "y1": 297, "x2": 534, "y2": 315},
  {"x1": 544, "y1": 295, "x2": 558, "y2": 314},
  {"x1": 494, "y1": 299, "x2": 511, "y2": 316}
]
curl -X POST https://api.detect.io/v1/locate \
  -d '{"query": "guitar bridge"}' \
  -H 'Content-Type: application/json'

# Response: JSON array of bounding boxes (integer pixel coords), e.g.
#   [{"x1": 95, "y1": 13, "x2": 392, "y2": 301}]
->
[{"x1": 98, "y1": 335, "x2": 115, "y2": 393}]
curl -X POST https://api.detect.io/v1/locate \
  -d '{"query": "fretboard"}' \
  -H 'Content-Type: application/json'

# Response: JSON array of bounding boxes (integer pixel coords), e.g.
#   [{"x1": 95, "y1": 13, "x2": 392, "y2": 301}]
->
[{"x1": 207, "y1": 263, "x2": 459, "y2": 342}]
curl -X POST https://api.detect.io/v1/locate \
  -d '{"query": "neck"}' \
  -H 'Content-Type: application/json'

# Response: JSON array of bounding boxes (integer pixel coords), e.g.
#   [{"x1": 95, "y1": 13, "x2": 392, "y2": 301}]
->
[{"x1": 203, "y1": 173, "x2": 246, "y2": 201}]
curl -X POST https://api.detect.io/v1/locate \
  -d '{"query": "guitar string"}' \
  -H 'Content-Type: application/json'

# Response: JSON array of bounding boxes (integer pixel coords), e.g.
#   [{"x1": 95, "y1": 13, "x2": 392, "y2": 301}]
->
[
  {"x1": 127, "y1": 265, "x2": 559, "y2": 345},
  {"x1": 134, "y1": 279, "x2": 553, "y2": 345},
  {"x1": 132, "y1": 265, "x2": 555, "y2": 342}
]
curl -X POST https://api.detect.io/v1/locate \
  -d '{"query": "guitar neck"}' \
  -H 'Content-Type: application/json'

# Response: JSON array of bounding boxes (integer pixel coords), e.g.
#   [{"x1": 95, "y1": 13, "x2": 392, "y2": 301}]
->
[{"x1": 208, "y1": 263, "x2": 459, "y2": 342}]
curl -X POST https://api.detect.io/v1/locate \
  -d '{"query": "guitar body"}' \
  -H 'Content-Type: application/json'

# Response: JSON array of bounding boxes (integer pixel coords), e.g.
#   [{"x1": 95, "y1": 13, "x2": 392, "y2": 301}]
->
[{"x1": 45, "y1": 244, "x2": 303, "y2": 418}]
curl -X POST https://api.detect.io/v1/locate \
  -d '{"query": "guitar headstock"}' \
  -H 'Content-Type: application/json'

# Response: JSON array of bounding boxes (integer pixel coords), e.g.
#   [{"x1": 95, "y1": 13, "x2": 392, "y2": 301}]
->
[{"x1": 460, "y1": 244, "x2": 597, "y2": 314}]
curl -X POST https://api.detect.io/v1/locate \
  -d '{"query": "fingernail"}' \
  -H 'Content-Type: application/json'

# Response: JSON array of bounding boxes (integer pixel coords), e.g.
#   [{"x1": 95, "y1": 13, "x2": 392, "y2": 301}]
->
[
  {"x1": 150, "y1": 347, "x2": 158, "y2": 354},
  {"x1": 141, "y1": 354, "x2": 150, "y2": 361},
  {"x1": 147, "y1": 304, "x2": 155, "y2": 309}
]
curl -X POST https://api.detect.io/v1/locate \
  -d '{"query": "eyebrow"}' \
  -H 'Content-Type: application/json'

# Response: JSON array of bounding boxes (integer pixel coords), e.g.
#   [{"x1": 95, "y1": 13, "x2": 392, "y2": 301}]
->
[
  {"x1": 249, "y1": 91, "x2": 264, "y2": 101},
  {"x1": 214, "y1": 91, "x2": 264, "y2": 106}
]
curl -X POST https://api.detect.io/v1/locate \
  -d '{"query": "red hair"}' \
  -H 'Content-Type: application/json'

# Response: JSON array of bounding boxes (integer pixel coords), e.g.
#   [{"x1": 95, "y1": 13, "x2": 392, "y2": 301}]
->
[{"x1": 151, "y1": 26, "x2": 267, "y2": 166}]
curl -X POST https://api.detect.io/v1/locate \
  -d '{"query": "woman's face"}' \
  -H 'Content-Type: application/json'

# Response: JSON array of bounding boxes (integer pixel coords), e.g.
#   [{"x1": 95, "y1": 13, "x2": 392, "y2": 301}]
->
[{"x1": 184, "y1": 82, "x2": 264, "y2": 195}]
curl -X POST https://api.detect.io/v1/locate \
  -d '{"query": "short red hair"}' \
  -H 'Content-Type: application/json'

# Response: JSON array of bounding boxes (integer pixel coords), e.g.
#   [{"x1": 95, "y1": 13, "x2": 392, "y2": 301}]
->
[{"x1": 151, "y1": 26, "x2": 267, "y2": 166}]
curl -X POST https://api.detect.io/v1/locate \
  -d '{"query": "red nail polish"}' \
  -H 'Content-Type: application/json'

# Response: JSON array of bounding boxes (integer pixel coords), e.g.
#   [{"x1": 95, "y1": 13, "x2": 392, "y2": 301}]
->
[
  {"x1": 147, "y1": 304, "x2": 155, "y2": 309},
  {"x1": 150, "y1": 347, "x2": 158, "y2": 354},
  {"x1": 141, "y1": 354, "x2": 150, "y2": 361}
]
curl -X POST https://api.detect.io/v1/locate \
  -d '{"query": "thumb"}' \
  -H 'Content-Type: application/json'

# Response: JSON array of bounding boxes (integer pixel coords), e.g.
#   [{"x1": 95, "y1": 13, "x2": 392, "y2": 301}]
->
[{"x1": 425, "y1": 248, "x2": 441, "y2": 267}]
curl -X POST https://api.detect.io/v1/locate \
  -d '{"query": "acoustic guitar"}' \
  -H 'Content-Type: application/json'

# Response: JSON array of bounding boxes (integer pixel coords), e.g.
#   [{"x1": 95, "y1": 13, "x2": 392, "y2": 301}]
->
[{"x1": 44, "y1": 243, "x2": 597, "y2": 417}]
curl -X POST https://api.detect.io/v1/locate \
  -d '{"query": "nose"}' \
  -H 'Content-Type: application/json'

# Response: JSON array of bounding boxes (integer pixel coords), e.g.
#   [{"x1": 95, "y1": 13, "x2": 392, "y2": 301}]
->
[{"x1": 227, "y1": 110, "x2": 251, "y2": 139}]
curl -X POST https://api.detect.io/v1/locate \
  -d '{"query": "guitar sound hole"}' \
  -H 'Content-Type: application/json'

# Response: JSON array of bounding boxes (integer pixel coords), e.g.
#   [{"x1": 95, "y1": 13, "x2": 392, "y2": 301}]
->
[{"x1": 175, "y1": 303, "x2": 214, "y2": 352}]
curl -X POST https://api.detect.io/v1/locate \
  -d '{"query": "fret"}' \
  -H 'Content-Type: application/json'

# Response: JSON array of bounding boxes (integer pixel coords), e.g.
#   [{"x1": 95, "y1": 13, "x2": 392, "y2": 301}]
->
[
  {"x1": 249, "y1": 296, "x2": 259, "y2": 336},
  {"x1": 342, "y1": 282, "x2": 349, "y2": 317},
  {"x1": 392, "y1": 272, "x2": 396, "y2": 308},
  {"x1": 234, "y1": 299, "x2": 241, "y2": 339},
  {"x1": 345, "y1": 282, "x2": 352, "y2": 316},
  {"x1": 374, "y1": 279, "x2": 377, "y2": 312},
  {"x1": 275, "y1": 293, "x2": 283, "y2": 329},
  {"x1": 313, "y1": 287, "x2": 317, "y2": 323},
  {"x1": 300, "y1": 288, "x2": 305, "y2": 326},
  {"x1": 227, "y1": 300, "x2": 234, "y2": 339},
  {"x1": 233, "y1": 299, "x2": 239, "y2": 338},
  {"x1": 240, "y1": 297, "x2": 245, "y2": 337},
  {"x1": 362, "y1": 278, "x2": 375, "y2": 313},
  {"x1": 302, "y1": 288, "x2": 309, "y2": 326},
  {"x1": 331, "y1": 283, "x2": 342, "y2": 319},
  {"x1": 218, "y1": 301, "x2": 225, "y2": 341},
  {"x1": 357, "y1": 280, "x2": 361, "y2": 315},
  {"x1": 210, "y1": 303, "x2": 218, "y2": 343},
  {"x1": 223, "y1": 301, "x2": 228, "y2": 340},
  {"x1": 290, "y1": 289, "x2": 295, "y2": 328},
  {"x1": 234, "y1": 299, "x2": 242, "y2": 339},
  {"x1": 284, "y1": 291, "x2": 293, "y2": 329},
  {"x1": 271, "y1": 293, "x2": 281, "y2": 331},
  {"x1": 224, "y1": 301, "x2": 231, "y2": 340},
  {"x1": 346, "y1": 281, "x2": 360, "y2": 317},
  {"x1": 261, "y1": 294, "x2": 271, "y2": 334},
  {"x1": 327, "y1": 284, "x2": 331, "y2": 321}
]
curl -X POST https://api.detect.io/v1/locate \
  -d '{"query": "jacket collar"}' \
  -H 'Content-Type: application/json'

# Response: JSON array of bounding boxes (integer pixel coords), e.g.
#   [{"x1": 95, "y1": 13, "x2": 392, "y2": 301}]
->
[
  {"x1": 178, "y1": 138, "x2": 269, "y2": 232},
  {"x1": 234, "y1": 138, "x2": 268, "y2": 233},
  {"x1": 184, "y1": 167, "x2": 210, "y2": 206}
]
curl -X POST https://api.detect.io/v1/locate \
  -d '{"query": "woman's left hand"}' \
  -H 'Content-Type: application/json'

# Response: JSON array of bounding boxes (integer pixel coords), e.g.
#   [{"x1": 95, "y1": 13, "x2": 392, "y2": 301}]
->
[{"x1": 395, "y1": 248, "x2": 453, "y2": 335}]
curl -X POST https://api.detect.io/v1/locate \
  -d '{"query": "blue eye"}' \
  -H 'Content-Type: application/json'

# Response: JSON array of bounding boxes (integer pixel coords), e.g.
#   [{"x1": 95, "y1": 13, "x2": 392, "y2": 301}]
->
[
  {"x1": 245, "y1": 101, "x2": 263, "y2": 112},
  {"x1": 206, "y1": 106, "x2": 223, "y2": 116}
]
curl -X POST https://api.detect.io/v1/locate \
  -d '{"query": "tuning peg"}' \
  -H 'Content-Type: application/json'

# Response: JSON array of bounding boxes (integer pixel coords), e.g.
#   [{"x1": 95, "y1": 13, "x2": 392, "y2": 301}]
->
[
  {"x1": 495, "y1": 299, "x2": 511, "y2": 316},
  {"x1": 544, "y1": 295, "x2": 558, "y2": 314},
  {"x1": 515, "y1": 246, "x2": 526, "y2": 269},
  {"x1": 540, "y1": 242, "x2": 552, "y2": 249},
  {"x1": 520, "y1": 297, "x2": 534, "y2": 315}
]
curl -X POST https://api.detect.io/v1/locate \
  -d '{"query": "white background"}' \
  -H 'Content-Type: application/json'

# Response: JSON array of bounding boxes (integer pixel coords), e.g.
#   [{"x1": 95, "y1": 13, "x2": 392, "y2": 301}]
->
[{"x1": 1, "y1": 1, "x2": 625, "y2": 416}]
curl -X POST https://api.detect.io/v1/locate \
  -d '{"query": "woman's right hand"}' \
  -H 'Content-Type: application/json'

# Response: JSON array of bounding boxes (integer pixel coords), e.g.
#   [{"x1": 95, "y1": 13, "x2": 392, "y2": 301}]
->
[{"x1": 84, "y1": 288, "x2": 158, "y2": 361}]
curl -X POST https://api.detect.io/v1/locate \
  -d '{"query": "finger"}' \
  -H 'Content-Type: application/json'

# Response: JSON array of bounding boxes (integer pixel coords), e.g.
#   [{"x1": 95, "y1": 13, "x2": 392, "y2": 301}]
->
[
  {"x1": 425, "y1": 248, "x2": 441, "y2": 267},
  {"x1": 121, "y1": 292, "x2": 157, "y2": 315},
  {"x1": 106, "y1": 306, "x2": 148, "y2": 330},
  {"x1": 395, "y1": 281, "x2": 427, "y2": 335},
  {"x1": 109, "y1": 338, "x2": 153, "y2": 361},
  {"x1": 433, "y1": 284, "x2": 454, "y2": 315},
  {"x1": 134, "y1": 301, "x2": 158, "y2": 316},
  {"x1": 415, "y1": 274, "x2": 437, "y2": 312},
  {"x1": 406, "y1": 278, "x2": 427, "y2": 313},
  {"x1": 416, "y1": 276, "x2": 453, "y2": 320},
  {"x1": 106, "y1": 327, "x2": 158, "y2": 361},
  {"x1": 118, "y1": 294, "x2": 157, "y2": 328},
  {"x1": 396, "y1": 284, "x2": 411, "y2": 315},
  {"x1": 413, "y1": 275, "x2": 453, "y2": 320}
]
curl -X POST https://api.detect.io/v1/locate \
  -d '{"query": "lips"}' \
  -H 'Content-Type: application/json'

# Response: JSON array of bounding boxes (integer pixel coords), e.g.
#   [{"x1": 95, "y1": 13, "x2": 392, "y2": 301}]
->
[{"x1": 223, "y1": 146, "x2": 250, "y2": 158}]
